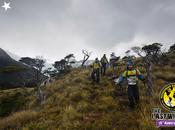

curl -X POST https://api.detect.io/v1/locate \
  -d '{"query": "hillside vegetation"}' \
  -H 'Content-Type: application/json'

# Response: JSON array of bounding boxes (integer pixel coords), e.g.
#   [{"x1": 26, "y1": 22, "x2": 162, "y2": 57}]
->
[{"x1": 0, "y1": 53, "x2": 175, "y2": 130}]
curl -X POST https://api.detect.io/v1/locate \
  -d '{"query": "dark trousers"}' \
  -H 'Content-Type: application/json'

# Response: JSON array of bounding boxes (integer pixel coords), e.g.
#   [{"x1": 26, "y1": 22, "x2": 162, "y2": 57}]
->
[
  {"x1": 101, "y1": 63, "x2": 107, "y2": 75},
  {"x1": 91, "y1": 69, "x2": 100, "y2": 83},
  {"x1": 128, "y1": 85, "x2": 139, "y2": 108}
]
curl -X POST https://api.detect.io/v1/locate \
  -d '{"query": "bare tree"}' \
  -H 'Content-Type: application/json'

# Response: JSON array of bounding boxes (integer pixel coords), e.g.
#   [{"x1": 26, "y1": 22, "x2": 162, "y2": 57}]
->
[
  {"x1": 81, "y1": 50, "x2": 92, "y2": 67},
  {"x1": 37, "y1": 86, "x2": 45, "y2": 105},
  {"x1": 131, "y1": 43, "x2": 163, "y2": 96}
]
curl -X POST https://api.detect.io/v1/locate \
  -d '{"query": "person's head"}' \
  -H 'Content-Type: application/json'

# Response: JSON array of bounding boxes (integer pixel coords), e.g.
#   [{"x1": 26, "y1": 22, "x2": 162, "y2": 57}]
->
[
  {"x1": 103, "y1": 54, "x2": 106, "y2": 57},
  {"x1": 95, "y1": 58, "x2": 98, "y2": 61},
  {"x1": 127, "y1": 62, "x2": 134, "y2": 70},
  {"x1": 111, "y1": 52, "x2": 115, "y2": 57}
]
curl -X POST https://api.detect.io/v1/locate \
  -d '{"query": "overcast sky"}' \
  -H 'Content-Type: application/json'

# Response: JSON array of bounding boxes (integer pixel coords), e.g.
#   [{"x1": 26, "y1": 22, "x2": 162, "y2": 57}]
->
[{"x1": 0, "y1": 0, "x2": 175, "y2": 62}]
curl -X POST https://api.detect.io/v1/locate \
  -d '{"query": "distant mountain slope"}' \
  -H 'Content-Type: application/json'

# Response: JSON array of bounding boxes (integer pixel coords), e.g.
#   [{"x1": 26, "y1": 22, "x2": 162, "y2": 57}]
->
[
  {"x1": 5, "y1": 50, "x2": 21, "y2": 61},
  {"x1": 0, "y1": 48, "x2": 39, "y2": 88}
]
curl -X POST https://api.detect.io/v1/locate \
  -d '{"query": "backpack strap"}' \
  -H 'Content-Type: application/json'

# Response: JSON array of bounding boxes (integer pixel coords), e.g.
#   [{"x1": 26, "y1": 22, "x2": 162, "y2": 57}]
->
[
  {"x1": 135, "y1": 69, "x2": 139, "y2": 76},
  {"x1": 126, "y1": 70, "x2": 128, "y2": 77}
]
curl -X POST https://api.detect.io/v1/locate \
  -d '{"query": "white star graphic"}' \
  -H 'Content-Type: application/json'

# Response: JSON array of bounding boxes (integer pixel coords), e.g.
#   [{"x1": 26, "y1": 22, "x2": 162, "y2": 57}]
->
[{"x1": 2, "y1": 2, "x2": 11, "y2": 11}]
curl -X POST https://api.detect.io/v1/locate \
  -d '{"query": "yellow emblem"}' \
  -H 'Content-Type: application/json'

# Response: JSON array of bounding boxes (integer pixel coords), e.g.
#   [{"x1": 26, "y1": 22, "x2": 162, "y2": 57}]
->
[{"x1": 160, "y1": 83, "x2": 175, "y2": 111}]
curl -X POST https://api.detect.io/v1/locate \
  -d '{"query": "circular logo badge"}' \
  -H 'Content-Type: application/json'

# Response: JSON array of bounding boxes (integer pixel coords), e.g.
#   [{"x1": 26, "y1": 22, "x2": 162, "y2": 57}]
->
[{"x1": 160, "y1": 83, "x2": 175, "y2": 111}]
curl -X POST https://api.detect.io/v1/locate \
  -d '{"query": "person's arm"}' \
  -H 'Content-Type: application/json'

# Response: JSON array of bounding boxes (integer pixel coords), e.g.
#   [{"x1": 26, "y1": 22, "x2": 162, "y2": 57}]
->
[
  {"x1": 100, "y1": 58, "x2": 103, "y2": 63},
  {"x1": 99, "y1": 62, "x2": 102, "y2": 67},
  {"x1": 136, "y1": 69, "x2": 145, "y2": 81},
  {"x1": 117, "y1": 71, "x2": 127, "y2": 84},
  {"x1": 105, "y1": 57, "x2": 109, "y2": 63}
]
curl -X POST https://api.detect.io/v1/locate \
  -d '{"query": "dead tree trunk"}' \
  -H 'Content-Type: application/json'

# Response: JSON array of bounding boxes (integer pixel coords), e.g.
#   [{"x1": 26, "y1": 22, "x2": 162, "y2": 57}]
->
[
  {"x1": 37, "y1": 85, "x2": 45, "y2": 105},
  {"x1": 81, "y1": 50, "x2": 91, "y2": 67},
  {"x1": 82, "y1": 56, "x2": 89, "y2": 67},
  {"x1": 145, "y1": 61, "x2": 153, "y2": 96}
]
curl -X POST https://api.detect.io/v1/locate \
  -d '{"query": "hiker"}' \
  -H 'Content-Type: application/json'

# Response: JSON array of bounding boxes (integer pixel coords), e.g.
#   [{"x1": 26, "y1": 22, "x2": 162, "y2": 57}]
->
[
  {"x1": 100, "y1": 54, "x2": 108, "y2": 75},
  {"x1": 91, "y1": 58, "x2": 101, "y2": 84},
  {"x1": 116, "y1": 61, "x2": 145, "y2": 109},
  {"x1": 110, "y1": 52, "x2": 119, "y2": 78}
]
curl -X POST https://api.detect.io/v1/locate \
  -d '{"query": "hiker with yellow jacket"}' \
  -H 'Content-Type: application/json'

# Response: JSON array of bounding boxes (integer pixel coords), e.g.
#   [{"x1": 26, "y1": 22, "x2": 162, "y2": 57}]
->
[
  {"x1": 91, "y1": 58, "x2": 101, "y2": 84},
  {"x1": 115, "y1": 61, "x2": 145, "y2": 109}
]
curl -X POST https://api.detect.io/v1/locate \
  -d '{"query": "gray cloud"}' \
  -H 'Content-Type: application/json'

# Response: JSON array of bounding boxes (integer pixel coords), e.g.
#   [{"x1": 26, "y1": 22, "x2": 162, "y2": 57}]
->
[{"x1": 0, "y1": 0, "x2": 175, "y2": 61}]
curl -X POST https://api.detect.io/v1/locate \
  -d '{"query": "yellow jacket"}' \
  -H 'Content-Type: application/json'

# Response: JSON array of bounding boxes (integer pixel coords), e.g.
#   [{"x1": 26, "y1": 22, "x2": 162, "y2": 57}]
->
[
  {"x1": 120, "y1": 69, "x2": 144, "y2": 85},
  {"x1": 122, "y1": 69, "x2": 141, "y2": 77},
  {"x1": 92, "y1": 61, "x2": 101, "y2": 69}
]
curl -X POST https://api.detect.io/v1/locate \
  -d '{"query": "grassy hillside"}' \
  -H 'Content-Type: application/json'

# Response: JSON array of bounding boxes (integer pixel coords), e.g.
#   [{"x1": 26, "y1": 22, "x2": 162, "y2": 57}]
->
[
  {"x1": 0, "y1": 56, "x2": 175, "y2": 130},
  {"x1": 0, "y1": 88, "x2": 35, "y2": 117}
]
